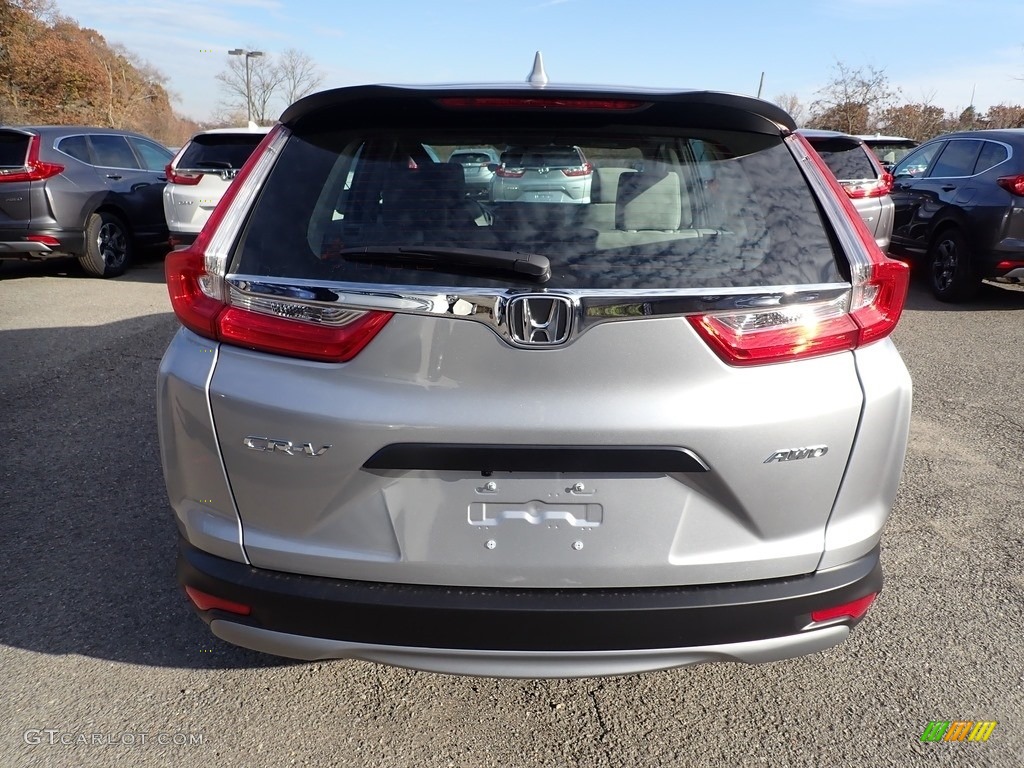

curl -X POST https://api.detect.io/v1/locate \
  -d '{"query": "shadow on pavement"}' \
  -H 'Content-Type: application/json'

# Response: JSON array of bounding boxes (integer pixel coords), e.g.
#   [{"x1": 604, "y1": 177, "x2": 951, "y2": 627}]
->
[
  {"x1": 0, "y1": 246, "x2": 169, "y2": 285},
  {"x1": 0, "y1": 313, "x2": 288, "y2": 670}
]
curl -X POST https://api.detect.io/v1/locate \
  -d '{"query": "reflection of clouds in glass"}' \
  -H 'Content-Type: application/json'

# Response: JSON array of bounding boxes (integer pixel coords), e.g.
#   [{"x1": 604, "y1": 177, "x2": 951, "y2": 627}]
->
[{"x1": 240, "y1": 134, "x2": 842, "y2": 291}]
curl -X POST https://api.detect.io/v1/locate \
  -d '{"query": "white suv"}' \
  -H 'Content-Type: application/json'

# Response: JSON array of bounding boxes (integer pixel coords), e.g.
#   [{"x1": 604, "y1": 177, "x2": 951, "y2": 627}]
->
[{"x1": 162, "y1": 127, "x2": 270, "y2": 247}]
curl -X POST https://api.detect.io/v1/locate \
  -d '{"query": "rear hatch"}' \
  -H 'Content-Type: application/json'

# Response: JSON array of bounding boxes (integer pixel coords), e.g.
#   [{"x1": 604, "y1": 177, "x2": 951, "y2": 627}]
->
[
  {"x1": 164, "y1": 131, "x2": 267, "y2": 232},
  {"x1": 804, "y1": 134, "x2": 892, "y2": 239},
  {"x1": 170, "y1": 87, "x2": 905, "y2": 588},
  {"x1": 0, "y1": 129, "x2": 36, "y2": 230}
]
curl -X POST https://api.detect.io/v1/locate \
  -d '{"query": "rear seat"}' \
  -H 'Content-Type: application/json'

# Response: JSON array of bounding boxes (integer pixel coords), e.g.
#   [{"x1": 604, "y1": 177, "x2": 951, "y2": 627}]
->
[
  {"x1": 582, "y1": 166, "x2": 637, "y2": 230},
  {"x1": 593, "y1": 167, "x2": 704, "y2": 249}
]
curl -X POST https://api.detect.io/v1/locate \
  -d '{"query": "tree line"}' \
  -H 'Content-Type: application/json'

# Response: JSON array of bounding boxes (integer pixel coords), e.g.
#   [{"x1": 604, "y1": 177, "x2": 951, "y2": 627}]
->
[
  {"x1": 776, "y1": 60, "x2": 1024, "y2": 141},
  {"x1": 0, "y1": 0, "x2": 324, "y2": 147}
]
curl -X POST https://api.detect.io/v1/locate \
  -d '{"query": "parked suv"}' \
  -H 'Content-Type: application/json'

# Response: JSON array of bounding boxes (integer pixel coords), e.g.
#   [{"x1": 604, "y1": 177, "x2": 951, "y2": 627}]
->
[
  {"x1": 0, "y1": 126, "x2": 173, "y2": 277},
  {"x1": 447, "y1": 147, "x2": 500, "y2": 198},
  {"x1": 491, "y1": 144, "x2": 593, "y2": 204},
  {"x1": 888, "y1": 129, "x2": 1024, "y2": 301},
  {"x1": 158, "y1": 83, "x2": 912, "y2": 678},
  {"x1": 856, "y1": 134, "x2": 918, "y2": 171},
  {"x1": 163, "y1": 126, "x2": 271, "y2": 247},
  {"x1": 800, "y1": 129, "x2": 894, "y2": 252}
]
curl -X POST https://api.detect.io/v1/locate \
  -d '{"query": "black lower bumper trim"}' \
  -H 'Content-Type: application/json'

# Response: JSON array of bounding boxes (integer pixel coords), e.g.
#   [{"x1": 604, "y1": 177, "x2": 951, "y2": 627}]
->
[{"x1": 178, "y1": 540, "x2": 881, "y2": 652}]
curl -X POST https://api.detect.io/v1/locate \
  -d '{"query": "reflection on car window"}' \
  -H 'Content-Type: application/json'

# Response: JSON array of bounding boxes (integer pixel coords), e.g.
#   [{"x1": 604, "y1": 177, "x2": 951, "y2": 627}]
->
[
  {"x1": 929, "y1": 140, "x2": 982, "y2": 178},
  {"x1": 231, "y1": 129, "x2": 840, "y2": 291},
  {"x1": 130, "y1": 138, "x2": 173, "y2": 171},
  {"x1": 893, "y1": 142, "x2": 944, "y2": 179},
  {"x1": 57, "y1": 135, "x2": 91, "y2": 163},
  {"x1": 974, "y1": 141, "x2": 1008, "y2": 175},
  {"x1": 89, "y1": 135, "x2": 140, "y2": 169}
]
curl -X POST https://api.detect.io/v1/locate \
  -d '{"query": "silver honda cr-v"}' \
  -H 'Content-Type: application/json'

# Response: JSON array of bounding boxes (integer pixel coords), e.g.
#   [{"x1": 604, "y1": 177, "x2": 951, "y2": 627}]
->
[{"x1": 157, "y1": 81, "x2": 913, "y2": 678}]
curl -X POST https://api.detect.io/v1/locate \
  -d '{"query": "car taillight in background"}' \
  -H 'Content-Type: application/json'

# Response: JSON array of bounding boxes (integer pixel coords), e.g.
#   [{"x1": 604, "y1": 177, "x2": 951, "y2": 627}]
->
[
  {"x1": 996, "y1": 174, "x2": 1024, "y2": 196},
  {"x1": 0, "y1": 135, "x2": 64, "y2": 183},
  {"x1": 165, "y1": 126, "x2": 393, "y2": 363},
  {"x1": 561, "y1": 162, "x2": 593, "y2": 177},
  {"x1": 495, "y1": 166, "x2": 526, "y2": 178},
  {"x1": 843, "y1": 171, "x2": 893, "y2": 199},
  {"x1": 165, "y1": 162, "x2": 203, "y2": 185}
]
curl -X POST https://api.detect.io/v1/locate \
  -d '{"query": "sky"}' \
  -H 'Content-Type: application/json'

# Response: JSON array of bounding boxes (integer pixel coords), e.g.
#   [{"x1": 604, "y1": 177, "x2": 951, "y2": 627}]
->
[{"x1": 51, "y1": 0, "x2": 1024, "y2": 123}]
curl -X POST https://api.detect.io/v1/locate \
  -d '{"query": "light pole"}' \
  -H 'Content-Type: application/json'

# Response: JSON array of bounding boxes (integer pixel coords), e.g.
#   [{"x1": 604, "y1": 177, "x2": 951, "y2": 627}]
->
[{"x1": 228, "y1": 48, "x2": 264, "y2": 124}]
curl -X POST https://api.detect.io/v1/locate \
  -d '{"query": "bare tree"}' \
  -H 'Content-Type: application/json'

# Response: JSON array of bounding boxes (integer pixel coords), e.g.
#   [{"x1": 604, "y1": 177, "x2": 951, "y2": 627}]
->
[
  {"x1": 772, "y1": 92, "x2": 805, "y2": 126},
  {"x1": 215, "y1": 50, "x2": 284, "y2": 124},
  {"x1": 807, "y1": 60, "x2": 901, "y2": 134},
  {"x1": 277, "y1": 48, "x2": 324, "y2": 107}
]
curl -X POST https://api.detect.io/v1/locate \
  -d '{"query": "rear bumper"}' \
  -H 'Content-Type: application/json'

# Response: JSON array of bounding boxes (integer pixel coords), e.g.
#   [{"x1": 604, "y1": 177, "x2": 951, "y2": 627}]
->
[
  {"x1": 0, "y1": 229, "x2": 85, "y2": 258},
  {"x1": 179, "y1": 538, "x2": 882, "y2": 676}
]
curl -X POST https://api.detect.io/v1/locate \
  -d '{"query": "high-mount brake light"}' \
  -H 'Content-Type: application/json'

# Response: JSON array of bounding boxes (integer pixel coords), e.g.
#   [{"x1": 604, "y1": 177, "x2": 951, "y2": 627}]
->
[
  {"x1": 437, "y1": 97, "x2": 646, "y2": 111},
  {"x1": 0, "y1": 135, "x2": 63, "y2": 183},
  {"x1": 690, "y1": 135, "x2": 909, "y2": 366},
  {"x1": 165, "y1": 125, "x2": 393, "y2": 363}
]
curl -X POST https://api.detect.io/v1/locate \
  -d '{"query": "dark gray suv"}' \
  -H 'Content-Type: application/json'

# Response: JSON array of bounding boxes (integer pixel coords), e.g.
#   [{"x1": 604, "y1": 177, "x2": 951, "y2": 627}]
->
[
  {"x1": 158, "y1": 83, "x2": 912, "y2": 678},
  {"x1": 0, "y1": 126, "x2": 173, "y2": 277}
]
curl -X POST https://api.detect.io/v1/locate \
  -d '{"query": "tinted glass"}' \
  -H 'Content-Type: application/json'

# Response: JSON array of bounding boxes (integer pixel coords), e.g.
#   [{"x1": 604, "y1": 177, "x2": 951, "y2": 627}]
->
[
  {"x1": 974, "y1": 141, "x2": 1008, "y2": 174},
  {"x1": 231, "y1": 125, "x2": 841, "y2": 291},
  {"x1": 57, "y1": 135, "x2": 91, "y2": 163},
  {"x1": 130, "y1": 137, "x2": 173, "y2": 171},
  {"x1": 893, "y1": 142, "x2": 944, "y2": 178},
  {"x1": 808, "y1": 139, "x2": 877, "y2": 181},
  {"x1": 0, "y1": 131, "x2": 31, "y2": 166},
  {"x1": 502, "y1": 146, "x2": 585, "y2": 168},
  {"x1": 89, "y1": 135, "x2": 140, "y2": 169},
  {"x1": 177, "y1": 133, "x2": 265, "y2": 170},
  {"x1": 450, "y1": 152, "x2": 493, "y2": 164},
  {"x1": 929, "y1": 140, "x2": 982, "y2": 177},
  {"x1": 866, "y1": 141, "x2": 916, "y2": 166}
]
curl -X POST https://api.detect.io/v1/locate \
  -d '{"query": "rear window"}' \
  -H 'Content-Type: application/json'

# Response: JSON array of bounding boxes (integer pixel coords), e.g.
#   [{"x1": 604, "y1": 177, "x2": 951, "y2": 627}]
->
[
  {"x1": 450, "y1": 151, "x2": 493, "y2": 164},
  {"x1": 807, "y1": 139, "x2": 878, "y2": 181},
  {"x1": 0, "y1": 132, "x2": 31, "y2": 167},
  {"x1": 177, "y1": 133, "x2": 265, "y2": 171},
  {"x1": 865, "y1": 141, "x2": 916, "y2": 166},
  {"x1": 231, "y1": 118, "x2": 841, "y2": 291}
]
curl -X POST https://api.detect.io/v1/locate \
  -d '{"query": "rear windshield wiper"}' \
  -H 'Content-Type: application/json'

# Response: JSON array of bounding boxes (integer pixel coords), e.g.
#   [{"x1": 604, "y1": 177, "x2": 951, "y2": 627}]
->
[
  {"x1": 329, "y1": 246, "x2": 551, "y2": 282},
  {"x1": 193, "y1": 160, "x2": 234, "y2": 169}
]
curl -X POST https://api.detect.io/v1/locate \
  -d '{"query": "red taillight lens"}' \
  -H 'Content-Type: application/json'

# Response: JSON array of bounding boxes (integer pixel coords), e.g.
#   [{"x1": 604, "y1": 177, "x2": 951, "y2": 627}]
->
[
  {"x1": 165, "y1": 125, "x2": 393, "y2": 363},
  {"x1": 185, "y1": 586, "x2": 251, "y2": 615},
  {"x1": 843, "y1": 171, "x2": 893, "y2": 199},
  {"x1": 496, "y1": 166, "x2": 525, "y2": 178},
  {"x1": 997, "y1": 174, "x2": 1024, "y2": 196},
  {"x1": 811, "y1": 593, "x2": 877, "y2": 623},
  {"x1": 561, "y1": 161, "x2": 593, "y2": 178},
  {"x1": 25, "y1": 234, "x2": 61, "y2": 247},
  {"x1": 0, "y1": 135, "x2": 63, "y2": 182},
  {"x1": 165, "y1": 162, "x2": 203, "y2": 185},
  {"x1": 437, "y1": 97, "x2": 646, "y2": 110}
]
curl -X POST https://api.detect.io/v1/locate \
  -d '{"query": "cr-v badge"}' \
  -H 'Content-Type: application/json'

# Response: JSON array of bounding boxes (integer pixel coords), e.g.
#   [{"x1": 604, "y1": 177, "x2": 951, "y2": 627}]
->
[{"x1": 243, "y1": 436, "x2": 331, "y2": 457}]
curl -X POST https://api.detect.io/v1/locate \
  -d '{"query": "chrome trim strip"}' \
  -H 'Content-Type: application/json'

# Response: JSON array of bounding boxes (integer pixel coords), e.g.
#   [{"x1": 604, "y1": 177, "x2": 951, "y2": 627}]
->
[{"x1": 225, "y1": 274, "x2": 852, "y2": 344}]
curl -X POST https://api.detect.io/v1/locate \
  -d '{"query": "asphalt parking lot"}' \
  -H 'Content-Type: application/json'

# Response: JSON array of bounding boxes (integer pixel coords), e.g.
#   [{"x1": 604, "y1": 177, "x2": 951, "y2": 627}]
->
[{"x1": 1, "y1": 254, "x2": 1021, "y2": 768}]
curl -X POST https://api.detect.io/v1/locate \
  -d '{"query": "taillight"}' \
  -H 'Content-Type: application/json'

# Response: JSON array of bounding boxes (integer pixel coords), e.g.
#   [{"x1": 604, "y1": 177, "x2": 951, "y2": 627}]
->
[
  {"x1": 165, "y1": 162, "x2": 203, "y2": 185},
  {"x1": 0, "y1": 134, "x2": 63, "y2": 182},
  {"x1": 561, "y1": 161, "x2": 593, "y2": 178},
  {"x1": 165, "y1": 125, "x2": 393, "y2": 363},
  {"x1": 185, "y1": 586, "x2": 251, "y2": 615},
  {"x1": 996, "y1": 174, "x2": 1024, "y2": 196},
  {"x1": 811, "y1": 593, "x2": 877, "y2": 623},
  {"x1": 25, "y1": 234, "x2": 61, "y2": 247},
  {"x1": 690, "y1": 135, "x2": 910, "y2": 366},
  {"x1": 496, "y1": 166, "x2": 525, "y2": 178},
  {"x1": 843, "y1": 171, "x2": 892, "y2": 199}
]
